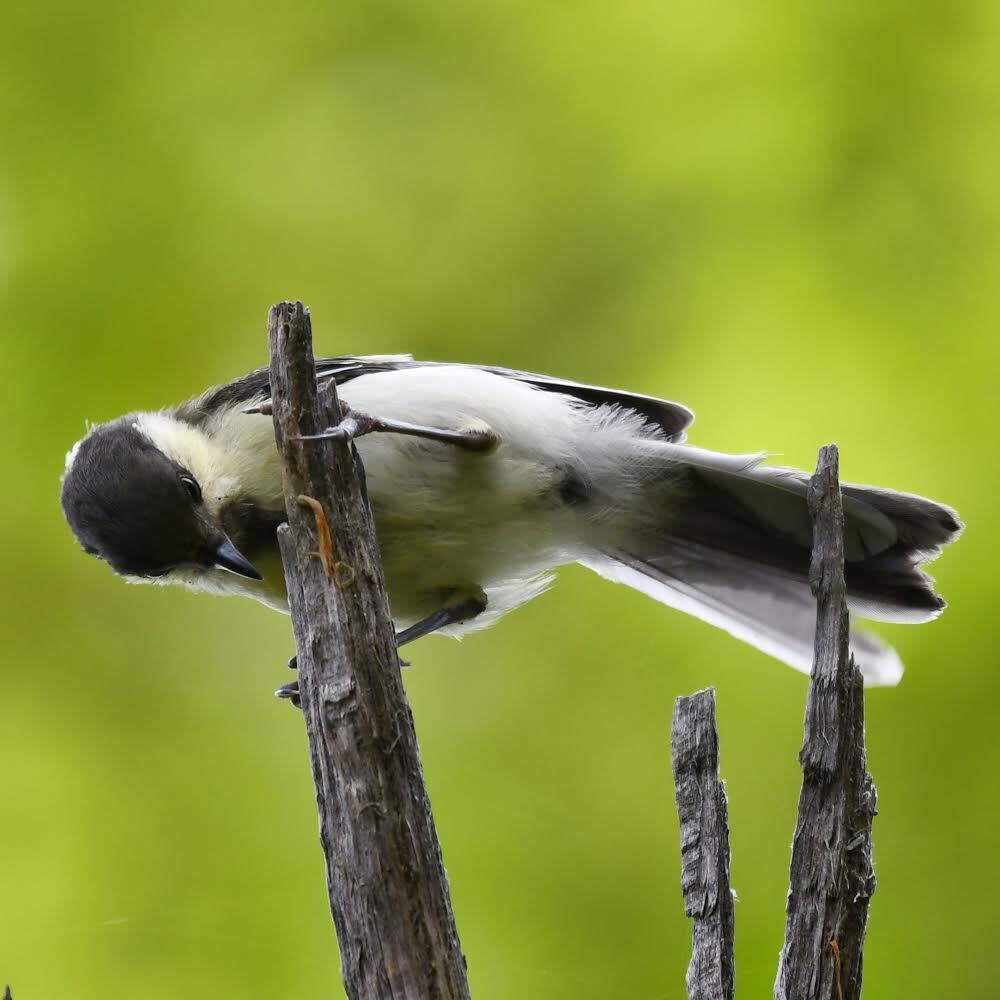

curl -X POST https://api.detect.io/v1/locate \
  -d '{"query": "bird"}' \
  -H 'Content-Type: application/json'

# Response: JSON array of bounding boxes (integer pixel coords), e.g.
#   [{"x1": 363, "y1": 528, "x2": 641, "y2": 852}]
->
[{"x1": 60, "y1": 355, "x2": 962, "y2": 685}]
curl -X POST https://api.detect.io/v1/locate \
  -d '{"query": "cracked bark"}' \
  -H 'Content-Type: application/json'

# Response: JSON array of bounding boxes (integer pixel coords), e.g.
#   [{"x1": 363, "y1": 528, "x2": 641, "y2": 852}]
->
[
  {"x1": 268, "y1": 301, "x2": 471, "y2": 1000},
  {"x1": 774, "y1": 444, "x2": 877, "y2": 1000},
  {"x1": 670, "y1": 688, "x2": 735, "y2": 1000}
]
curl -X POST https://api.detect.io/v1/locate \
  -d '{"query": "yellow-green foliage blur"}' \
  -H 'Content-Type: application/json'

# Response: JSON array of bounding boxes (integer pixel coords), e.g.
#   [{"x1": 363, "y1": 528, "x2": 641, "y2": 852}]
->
[{"x1": 2, "y1": 3, "x2": 997, "y2": 998}]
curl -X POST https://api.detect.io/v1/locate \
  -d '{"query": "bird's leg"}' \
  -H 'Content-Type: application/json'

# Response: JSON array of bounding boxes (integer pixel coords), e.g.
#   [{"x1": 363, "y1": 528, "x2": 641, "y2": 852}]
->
[
  {"x1": 275, "y1": 594, "x2": 487, "y2": 708},
  {"x1": 293, "y1": 400, "x2": 500, "y2": 453},
  {"x1": 395, "y1": 592, "x2": 488, "y2": 646}
]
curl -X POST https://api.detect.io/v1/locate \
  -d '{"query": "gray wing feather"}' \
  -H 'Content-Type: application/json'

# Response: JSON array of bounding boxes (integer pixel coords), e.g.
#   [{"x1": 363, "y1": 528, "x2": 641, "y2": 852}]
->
[
  {"x1": 189, "y1": 354, "x2": 694, "y2": 442},
  {"x1": 316, "y1": 356, "x2": 695, "y2": 442},
  {"x1": 582, "y1": 544, "x2": 904, "y2": 686}
]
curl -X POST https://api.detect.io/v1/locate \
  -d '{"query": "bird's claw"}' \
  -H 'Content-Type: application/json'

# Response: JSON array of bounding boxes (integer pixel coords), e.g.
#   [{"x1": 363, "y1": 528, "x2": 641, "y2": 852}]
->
[{"x1": 275, "y1": 680, "x2": 301, "y2": 708}]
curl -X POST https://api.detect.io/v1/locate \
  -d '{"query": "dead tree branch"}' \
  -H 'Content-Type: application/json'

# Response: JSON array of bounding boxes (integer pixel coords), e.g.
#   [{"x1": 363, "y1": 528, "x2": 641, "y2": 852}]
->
[
  {"x1": 268, "y1": 301, "x2": 471, "y2": 1000},
  {"x1": 774, "y1": 444, "x2": 878, "y2": 1000},
  {"x1": 670, "y1": 688, "x2": 735, "y2": 1000}
]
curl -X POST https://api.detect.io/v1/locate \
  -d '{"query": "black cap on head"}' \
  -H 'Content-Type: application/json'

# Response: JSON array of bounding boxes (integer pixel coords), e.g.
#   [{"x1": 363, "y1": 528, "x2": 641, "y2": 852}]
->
[{"x1": 61, "y1": 419, "x2": 217, "y2": 578}]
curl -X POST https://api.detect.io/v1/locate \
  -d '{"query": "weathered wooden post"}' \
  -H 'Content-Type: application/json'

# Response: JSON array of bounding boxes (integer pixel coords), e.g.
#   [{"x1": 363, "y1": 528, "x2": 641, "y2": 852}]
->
[
  {"x1": 775, "y1": 444, "x2": 877, "y2": 1000},
  {"x1": 268, "y1": 301, "x2": 471, "y2": 1000},
  {"x1": 670, "y1": 688, "x2": 735, "y2": 1000}
]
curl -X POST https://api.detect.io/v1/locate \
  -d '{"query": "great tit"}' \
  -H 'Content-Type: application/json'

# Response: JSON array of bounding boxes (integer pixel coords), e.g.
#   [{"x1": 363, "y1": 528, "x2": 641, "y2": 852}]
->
[{"x1": 60, "y1": 355, "x2": 961, "y2": 684}]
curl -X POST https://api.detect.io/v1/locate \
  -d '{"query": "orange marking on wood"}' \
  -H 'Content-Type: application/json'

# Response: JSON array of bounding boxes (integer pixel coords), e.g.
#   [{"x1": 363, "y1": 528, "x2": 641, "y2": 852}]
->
[
  {"x1": 297, "y1": 495, "x2": 356, "y2": 589},
  {"x1": 829, "y1": 939, "x2": 844, "y2": 1000}
]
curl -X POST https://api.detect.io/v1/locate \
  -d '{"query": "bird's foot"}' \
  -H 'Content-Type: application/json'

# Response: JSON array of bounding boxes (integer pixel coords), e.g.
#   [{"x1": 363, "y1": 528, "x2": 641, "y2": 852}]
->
[
  {"x1": 277, "y1": 655, "x2": 300, "y2": 707},
  {"x1": 293, "y1": 401, "x2": 499, "y2": 452},
  {"x1": 278, "y1": 586, "x2": 482, "y2": 703}
]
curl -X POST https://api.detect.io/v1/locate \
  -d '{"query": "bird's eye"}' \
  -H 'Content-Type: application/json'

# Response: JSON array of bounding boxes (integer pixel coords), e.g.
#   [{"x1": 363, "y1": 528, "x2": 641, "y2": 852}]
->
[
  {"x1": 180, "y1": 475, "x2": 202, "y2": 502},
  {"x1": 146, "y1": 567, "x2": 169, "y2": 578}
]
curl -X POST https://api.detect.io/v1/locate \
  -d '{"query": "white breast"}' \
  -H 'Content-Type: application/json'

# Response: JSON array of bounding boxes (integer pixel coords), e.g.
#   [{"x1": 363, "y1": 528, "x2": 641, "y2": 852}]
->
[{"x1": 131, "y1": 366, "x2": 657, "y2": 635}]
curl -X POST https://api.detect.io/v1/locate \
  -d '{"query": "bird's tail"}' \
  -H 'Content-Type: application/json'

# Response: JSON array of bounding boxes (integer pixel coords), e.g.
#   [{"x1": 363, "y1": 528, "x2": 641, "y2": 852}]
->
[{"x1": 581, "y1": 445, "x2": 962, "y2": 685}]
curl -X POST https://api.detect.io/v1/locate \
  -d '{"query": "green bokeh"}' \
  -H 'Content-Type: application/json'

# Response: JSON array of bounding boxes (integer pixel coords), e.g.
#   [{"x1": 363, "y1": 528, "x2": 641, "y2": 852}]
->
[{"x1": 2, "y1": 2, "x2": 997, "y2": 997}]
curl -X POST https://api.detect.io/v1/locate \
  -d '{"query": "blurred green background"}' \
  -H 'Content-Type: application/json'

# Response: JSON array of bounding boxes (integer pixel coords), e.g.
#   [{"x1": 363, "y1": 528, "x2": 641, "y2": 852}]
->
[{"x1": 1, "y1": 2, "x2": 997, "y2": 997}]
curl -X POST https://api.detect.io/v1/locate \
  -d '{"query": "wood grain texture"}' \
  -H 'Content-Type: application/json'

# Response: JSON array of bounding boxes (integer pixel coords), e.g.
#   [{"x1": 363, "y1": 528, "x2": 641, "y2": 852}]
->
[
  {"x1": 774, "y1": 445, "x2": 877, "y2": 1000},
  {"x1": 671, "y1": 688, "x2": 735, "y2": 1000},
  {"x1": 268, "y1": 301, "x2": 471, "y2": 1000}
]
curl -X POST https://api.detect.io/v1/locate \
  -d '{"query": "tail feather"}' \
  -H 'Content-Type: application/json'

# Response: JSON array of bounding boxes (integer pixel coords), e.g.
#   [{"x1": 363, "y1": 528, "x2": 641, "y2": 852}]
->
[
  {"x1": 586, "y1": 446, "x2": 962, "y2": 685},
  {"x1": 668, "y1": 450, "x2": 960, "y2": 622},
  {"x1": 838, "y1": 481, "x2": 963, "y2": 557}
]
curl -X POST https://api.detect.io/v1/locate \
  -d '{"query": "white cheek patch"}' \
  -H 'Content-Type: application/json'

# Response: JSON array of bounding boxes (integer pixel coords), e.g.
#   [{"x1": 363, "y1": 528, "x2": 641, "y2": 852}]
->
[
  {"x1": 134, "y1": 412, "x2": 237, "y2": 516},
  {"x1": 133, "y1": 409, "x2": 280, "y2": 518}
]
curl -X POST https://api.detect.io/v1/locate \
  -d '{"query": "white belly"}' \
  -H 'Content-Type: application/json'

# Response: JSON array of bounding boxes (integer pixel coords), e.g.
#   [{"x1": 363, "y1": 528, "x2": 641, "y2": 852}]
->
[
  {"x1": 182, "y1": 366, "x2": 593, "y2": 632},
  {"x1": 347, "y1": 368, "x2": 585, "y2": 629}
]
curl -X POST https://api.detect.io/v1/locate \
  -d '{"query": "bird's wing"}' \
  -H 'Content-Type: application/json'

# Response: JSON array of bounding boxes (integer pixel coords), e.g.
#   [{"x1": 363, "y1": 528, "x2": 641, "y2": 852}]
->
[
  {"x1": 316, "y1": 356, "x2": 695, "y2": 442},
  {"x1": 187, "y1": 355, "x2": 694, "y2": 442}
]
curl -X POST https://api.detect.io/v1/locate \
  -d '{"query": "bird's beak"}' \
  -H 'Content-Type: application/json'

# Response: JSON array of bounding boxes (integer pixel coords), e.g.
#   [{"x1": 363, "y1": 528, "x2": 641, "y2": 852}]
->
[{"x1": 212, "y1": 536, "x2": 262, "y2": 580}]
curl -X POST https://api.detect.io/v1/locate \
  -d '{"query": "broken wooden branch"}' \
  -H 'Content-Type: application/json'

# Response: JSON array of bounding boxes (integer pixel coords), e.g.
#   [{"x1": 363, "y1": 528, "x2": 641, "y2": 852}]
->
[
  {"x1": 774, "y1": 444, "x2": 877, "y2": 1000},
  {"x1": 670, "y1": 687, "x2": 735, "y2": 1000},
  {"x1": 268, "y1": 300, "x2": 471, "y2": 1000}
]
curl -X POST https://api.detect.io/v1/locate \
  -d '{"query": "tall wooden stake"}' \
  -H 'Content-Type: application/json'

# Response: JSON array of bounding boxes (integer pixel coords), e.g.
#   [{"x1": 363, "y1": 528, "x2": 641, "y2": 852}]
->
[
  {"x1": 775, "y1": 444, "x2": 877, "y2": 1000},
  {"x1": 671, "y1": 688, "x2": 735, "y2": 1000},
  {"x1": 269, "y1": 301, "x2": 471, "y2": 1000}
]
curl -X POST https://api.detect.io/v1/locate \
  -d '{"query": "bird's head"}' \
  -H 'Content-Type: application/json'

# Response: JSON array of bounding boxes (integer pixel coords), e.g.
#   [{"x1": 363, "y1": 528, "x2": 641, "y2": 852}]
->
[{"x1": 61, "y1": 416, "x2": 261, "y2": 583}]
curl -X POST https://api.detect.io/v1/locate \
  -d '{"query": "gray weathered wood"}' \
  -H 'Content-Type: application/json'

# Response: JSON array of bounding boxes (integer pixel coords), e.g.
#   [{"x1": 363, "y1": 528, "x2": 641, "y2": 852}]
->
[
  {"x1": 671, "y1": 688, "x2": 735, "y2": 1000},
  {"x1": 268, "y1": 301, "x2": 471, "y2": 1000},
  {"x1": 774, "y1": 445, "x2": 877, "y2": 1000}
]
